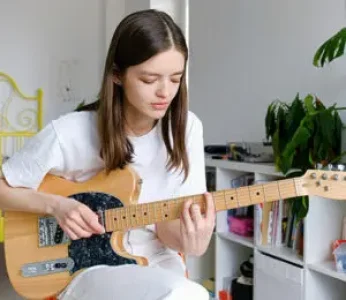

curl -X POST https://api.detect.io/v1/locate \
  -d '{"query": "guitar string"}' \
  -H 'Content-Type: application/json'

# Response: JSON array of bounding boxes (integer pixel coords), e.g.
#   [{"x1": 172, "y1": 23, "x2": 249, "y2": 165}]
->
[
  {"x1": 108, "y1": 179, "x2": 302, "y2": 212},
  {"x1": 106, "y1": 179, "x2": 303, "y2": 217},
  {"x1": 105, "y1": 179, "x2": 305, "y2": 229}
]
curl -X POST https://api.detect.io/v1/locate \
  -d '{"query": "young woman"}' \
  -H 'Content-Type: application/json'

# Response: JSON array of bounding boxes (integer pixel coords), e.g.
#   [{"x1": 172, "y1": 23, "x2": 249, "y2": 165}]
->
[{"x1": 0, "y1": 9, "x2": 215, "y2": 300}]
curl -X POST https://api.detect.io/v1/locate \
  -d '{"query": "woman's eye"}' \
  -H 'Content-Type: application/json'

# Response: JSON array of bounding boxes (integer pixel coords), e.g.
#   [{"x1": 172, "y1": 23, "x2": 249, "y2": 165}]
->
[
  {"x1": 171, "y1": 77, "x2": 181, "y2": 83},
  {"x1": 141, "y1": 78, "x2": 156, "y2": 84}
]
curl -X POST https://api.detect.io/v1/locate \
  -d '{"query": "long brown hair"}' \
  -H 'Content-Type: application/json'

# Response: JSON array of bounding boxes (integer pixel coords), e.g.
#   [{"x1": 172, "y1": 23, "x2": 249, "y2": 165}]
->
[{"x1": 79, "y1": 9, "x2": 189, "y2": 180}]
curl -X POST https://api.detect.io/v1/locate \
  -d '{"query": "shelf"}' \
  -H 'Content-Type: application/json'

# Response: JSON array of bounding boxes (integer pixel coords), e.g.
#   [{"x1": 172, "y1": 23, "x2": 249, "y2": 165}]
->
[
  {"x1": 205, "y1": 157, "x2": 285, "y2": 177},
  {"x1": 308, "y1": 261, "x2": 346, "y2": 282},
  {"x1": 218, "y1": 232, "x2": 254, "y2": 248},
  {"x1": 257, "y1": 245, "x2": 304, "y2": 266}
]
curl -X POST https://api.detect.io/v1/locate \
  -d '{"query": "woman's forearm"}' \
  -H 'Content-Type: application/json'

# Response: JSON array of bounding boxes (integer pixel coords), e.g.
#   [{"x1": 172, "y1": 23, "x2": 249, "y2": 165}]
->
[
  {"x1": 156, "y1": 219, "x2": 184, "y2": 252},
  {"x1": 0, "y1": 178, "x2": 59, "y2": 214}
]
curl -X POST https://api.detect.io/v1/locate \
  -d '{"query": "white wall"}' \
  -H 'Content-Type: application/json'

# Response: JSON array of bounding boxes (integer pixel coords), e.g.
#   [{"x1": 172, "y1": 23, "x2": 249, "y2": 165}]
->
[
  {"x1": 0, "y1": 0, "x2": 107, "y2": 126},
  {"x1": 151, "y1": 0, "x2": 188, "y2": 35},
  {"x1": 124, "y1": 0, "x2": 150, "y2": 15},
  {"x1": 188, "y1": 0, "x2": 346, "y2": 145},
  {"x1": 106, "y1": 0, "x2": 125, "y2": 52}
]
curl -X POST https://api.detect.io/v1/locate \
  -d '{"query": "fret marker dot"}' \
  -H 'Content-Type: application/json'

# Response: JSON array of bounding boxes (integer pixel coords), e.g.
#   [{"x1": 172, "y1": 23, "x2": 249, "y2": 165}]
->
[
  {"x1": 133, "y1": 214, "x2": 136, "y2": 218},
  {"x1": 231, "y1": 196, "x2": 234, "y2": 200},
  {"x1": 114, "y1": 218, "x2": 117, "y2": 221},
  {"x1": 165, "y1": 214, "x2": 168, "y2": 218},
  {"x1": 144, "y1": 212, "x2": 147, "y2": 216},
  {"x1": 122, "y1": 216, "x2": 126, "y2": 219},
  {"x1": 256, "y1": 192, "x2": 260, "y2": 196}
]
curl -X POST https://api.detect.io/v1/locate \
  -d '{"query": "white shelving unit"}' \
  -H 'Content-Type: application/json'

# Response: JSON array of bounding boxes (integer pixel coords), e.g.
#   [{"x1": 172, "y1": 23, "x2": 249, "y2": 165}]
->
[{"x1": 205, "y1": 157, "x2": 346, "y2": 300}]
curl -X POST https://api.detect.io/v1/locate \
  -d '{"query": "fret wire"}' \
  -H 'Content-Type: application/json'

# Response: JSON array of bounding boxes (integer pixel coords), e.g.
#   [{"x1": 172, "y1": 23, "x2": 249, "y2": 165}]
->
[
  {"x1": 109, "y1": 211, "x2": 115, "y2": 232},
  {"x1": 142, "y1": 203, "x2": 146, "y2": 225},
  {"x1": 118, "y1": 209, "x2": 121, "y2": 229},
  {"x1": 277, "y1": 181, "x2": 282, "y2": 200},
  {"x1": 126, "y1": 207, "x2": 130, "y2": 228},
  {"x1": 223, "y1": 190, "x2": 227, "y2": 210},
  {"x1": 129, "y1": 206, "x2": 133, "y2": 227},
  {"x1": 121, "y1": 208, "x2": 125, "y2": 229},
  {"x1": 141, "y1": 203, "x2": 144, "y2": 226},
  {"x1": 121, "y1": 209, "x2": 125, "y2": 229},
  {"x1": 176, "y1": 199, "x2": 180, "y2": 218},
  {"x1": 126, "y1": 206, "x2": 130, "y2": 228},
  {"x1": 109, "y1": 210, "x2": 113, "y2": 230},
  {"x1": 161, "y1": 202, "x2": 165, "y2": 221},
  {"x1": 147, "y1": 203, "x2": 150, "y2": 224},
  {"x1": 154, "y1": 202, "x2": 158, "y2": 223},
  {"x1": 128, "y1": 207, "x2": 132, "y2": 228},
  {"x1": 247, "y1": 186, "x2": 252, "y2": 205},
  {"x1": 154, "y1": 203, "x2": 157, "y2": 222},
  {"x1": 293, "y1": 178, "x2": 299, "y2": 196},
  {"x1": 133, "y1": 205, "x2": 137, "y2": 227},
  {"x1": 261, "y1": 184, "x2": 266, "y2": 203},
  {"x1": 111, "y1": 210, "x2": 115, "y2": 230}
]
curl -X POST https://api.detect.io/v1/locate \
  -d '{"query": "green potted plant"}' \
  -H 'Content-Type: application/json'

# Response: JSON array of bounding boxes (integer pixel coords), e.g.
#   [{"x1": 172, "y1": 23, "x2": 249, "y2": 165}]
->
[{"x1": 265, "y1": 93, "x2": 346, "y2": 220}]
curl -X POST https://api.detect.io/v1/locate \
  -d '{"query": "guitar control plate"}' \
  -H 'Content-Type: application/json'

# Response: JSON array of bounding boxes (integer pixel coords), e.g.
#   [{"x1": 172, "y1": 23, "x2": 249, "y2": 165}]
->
[
  {"x1": 21, "y1": 257, "x2": 75, "y2": 277},
  {"x1": 38, "y1": 216, "x2": 70, "y2": 247}
]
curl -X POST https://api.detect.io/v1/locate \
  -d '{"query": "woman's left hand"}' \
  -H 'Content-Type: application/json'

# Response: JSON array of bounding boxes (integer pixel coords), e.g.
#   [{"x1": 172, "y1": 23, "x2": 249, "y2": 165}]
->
[{"x1": 180, "y1": 192, "x2": 216, "y2": 256}]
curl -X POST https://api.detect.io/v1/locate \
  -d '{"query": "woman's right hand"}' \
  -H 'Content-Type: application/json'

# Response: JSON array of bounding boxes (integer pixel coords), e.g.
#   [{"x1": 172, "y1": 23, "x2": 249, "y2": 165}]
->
[{"x1": 52, "y1": 196, "x2": 105, "y2": 240}]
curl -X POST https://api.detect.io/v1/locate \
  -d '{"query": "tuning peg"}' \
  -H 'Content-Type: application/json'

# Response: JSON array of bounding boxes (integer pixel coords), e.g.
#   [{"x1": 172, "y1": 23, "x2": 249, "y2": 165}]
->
[
  {"x1": 322, "y1": 173, "x2": 328, "y2": 180},
  {"x1": 324, "y1": 186, "x2": 329, "y2": 191},
  {"x1": 310, "y1": 173, "x2": 317, "y2": 179},
  {"x1": 333, "y1": 174, "x2": 339, "y2": 180},
  {"x1": 338, "y1": 165, "x2": 345, "y2": 171}
]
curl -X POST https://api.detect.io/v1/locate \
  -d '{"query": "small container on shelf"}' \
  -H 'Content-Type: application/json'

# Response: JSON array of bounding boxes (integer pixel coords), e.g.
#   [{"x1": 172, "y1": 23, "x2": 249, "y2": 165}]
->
[
  {"x1": 218, "y1": 277, "x2": 232, "y2": 300},
  {"x1": 333, "y1": 240, "x2": 346, "y2": 273},
  {"x1": 228, "y1": 216, "x2": 253, "y2": 237}
]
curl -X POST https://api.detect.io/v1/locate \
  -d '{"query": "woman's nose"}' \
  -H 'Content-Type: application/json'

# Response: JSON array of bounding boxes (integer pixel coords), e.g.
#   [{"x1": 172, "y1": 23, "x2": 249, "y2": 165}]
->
[{"x1": 156, "y1": 81, "x2": 169, "y2": 98}]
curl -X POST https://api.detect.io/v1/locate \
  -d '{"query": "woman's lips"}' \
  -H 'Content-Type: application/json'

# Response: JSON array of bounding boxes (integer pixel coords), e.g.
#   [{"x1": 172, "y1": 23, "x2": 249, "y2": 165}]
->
[{"x1": 151, "y1": 102, "x2": 169, "y2": 110}]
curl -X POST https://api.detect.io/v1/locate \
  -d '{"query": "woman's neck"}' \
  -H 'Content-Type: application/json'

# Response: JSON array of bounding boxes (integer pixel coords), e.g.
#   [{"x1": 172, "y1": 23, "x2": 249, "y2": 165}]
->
[{"x1": 125, "y1": 112, "x2": 156, "y2": 137}]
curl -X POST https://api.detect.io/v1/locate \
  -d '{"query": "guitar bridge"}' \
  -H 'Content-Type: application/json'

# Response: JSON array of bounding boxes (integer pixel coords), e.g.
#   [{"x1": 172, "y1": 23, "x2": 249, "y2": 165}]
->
[{"x1": 21, "y1": 257, "x2": 74, "y2": 277}]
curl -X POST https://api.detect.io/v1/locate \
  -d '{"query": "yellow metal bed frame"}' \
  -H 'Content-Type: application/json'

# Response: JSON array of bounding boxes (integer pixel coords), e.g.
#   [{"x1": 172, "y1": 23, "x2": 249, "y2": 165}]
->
[{"x1": 0, "y1": 72, "x2": 43, "y2": 242}]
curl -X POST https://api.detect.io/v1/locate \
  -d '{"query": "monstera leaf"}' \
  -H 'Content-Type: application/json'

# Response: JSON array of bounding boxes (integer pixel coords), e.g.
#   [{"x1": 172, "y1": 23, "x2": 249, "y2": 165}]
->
[{"x1": 313, "y1": 27, "x2": 346, "y2": 67}]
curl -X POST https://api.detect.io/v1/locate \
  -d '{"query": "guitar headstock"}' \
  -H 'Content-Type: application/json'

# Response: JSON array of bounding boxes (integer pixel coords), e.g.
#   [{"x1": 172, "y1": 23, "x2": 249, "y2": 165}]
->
[{"x1": 301, "y1": 167, "x2": 346, "y2": 200}]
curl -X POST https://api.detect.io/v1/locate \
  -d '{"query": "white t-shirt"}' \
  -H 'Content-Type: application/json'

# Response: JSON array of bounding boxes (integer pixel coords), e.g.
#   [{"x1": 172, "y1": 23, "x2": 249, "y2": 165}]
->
[{"x1": 1, "y1": 110, "x2": 206, "y2": 278}]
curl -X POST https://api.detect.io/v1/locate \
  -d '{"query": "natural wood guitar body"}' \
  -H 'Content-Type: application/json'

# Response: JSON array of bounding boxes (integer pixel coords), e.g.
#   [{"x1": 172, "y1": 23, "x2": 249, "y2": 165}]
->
[{"x1": 4, "y1": 166, "x2": 146, "y2": 299}]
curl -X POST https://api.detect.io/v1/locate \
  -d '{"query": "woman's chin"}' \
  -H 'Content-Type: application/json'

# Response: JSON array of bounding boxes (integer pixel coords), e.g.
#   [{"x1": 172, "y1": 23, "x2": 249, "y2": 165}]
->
[{"x1": 147, "y1": 108, "x2": 168, "y2": 120}]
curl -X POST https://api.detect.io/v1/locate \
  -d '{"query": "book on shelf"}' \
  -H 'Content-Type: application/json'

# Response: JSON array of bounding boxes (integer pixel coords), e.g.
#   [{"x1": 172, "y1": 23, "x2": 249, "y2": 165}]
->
[{"x1": 255, "y1": 197, "x2": 304, "y2": 255}]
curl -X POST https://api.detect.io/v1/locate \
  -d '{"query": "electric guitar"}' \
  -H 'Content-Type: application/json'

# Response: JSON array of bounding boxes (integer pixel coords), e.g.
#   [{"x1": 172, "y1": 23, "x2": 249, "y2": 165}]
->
[{"x1": 4, "y1": 166, "x2": 346, "y2": 299}]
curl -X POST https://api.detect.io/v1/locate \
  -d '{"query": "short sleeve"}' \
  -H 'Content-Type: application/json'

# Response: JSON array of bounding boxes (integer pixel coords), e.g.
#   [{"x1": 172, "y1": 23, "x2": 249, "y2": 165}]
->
[
  {"x1": 1, "y1": 122, "x2": 64, "y2": 190},
  {"x1": 177, "y1": 112, "x2": 207, "y2": 197}
]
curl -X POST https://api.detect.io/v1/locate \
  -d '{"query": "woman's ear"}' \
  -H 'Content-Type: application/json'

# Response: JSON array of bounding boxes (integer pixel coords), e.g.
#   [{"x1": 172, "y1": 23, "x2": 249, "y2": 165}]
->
[
  {"x1": 112, "y1": 64, "x2": 122, "y2": 86},
  {"x1": 112, "y1": 75, "x2": 122, "y2": 86}
]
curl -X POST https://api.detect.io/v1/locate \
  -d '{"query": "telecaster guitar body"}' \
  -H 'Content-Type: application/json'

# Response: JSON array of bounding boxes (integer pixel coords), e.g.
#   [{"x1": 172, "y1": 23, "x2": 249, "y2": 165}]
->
[{"x1": 4, "y1": 167, "x2": 146, "y2": 300}]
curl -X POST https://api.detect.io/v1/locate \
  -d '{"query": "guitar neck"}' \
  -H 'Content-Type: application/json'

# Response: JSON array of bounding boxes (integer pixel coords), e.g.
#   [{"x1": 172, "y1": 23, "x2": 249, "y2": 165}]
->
[{"x1": 104, "y1": 177, "x2": 304, "y2": 232}]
